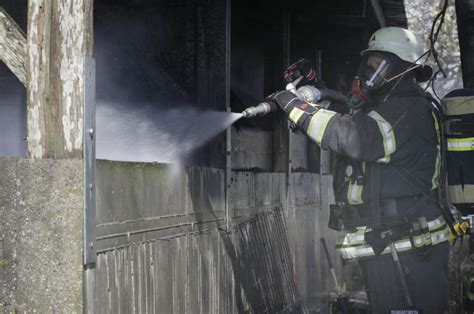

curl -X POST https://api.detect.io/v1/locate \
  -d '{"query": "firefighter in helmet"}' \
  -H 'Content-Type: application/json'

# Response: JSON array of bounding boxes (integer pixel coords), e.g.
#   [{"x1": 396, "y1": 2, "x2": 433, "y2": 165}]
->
[{"x1": 270, "y1": 27, "x2": 450, "y2": 313}]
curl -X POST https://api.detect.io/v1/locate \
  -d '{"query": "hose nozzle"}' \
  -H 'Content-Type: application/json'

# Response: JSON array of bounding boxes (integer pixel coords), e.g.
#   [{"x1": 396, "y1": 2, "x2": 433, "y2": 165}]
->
[{"x1": 241, "y1": 101, "x2": 278, "y2": 118}]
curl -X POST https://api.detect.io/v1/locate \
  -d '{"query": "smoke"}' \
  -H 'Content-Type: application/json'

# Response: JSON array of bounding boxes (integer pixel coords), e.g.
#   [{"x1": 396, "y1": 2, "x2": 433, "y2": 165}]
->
[
  {"x1": 94, "y1": 3, "x2": 244, "y2": 164},
  {"x1": 96, "y1": 101, "x2": 241, "y2": 163}
]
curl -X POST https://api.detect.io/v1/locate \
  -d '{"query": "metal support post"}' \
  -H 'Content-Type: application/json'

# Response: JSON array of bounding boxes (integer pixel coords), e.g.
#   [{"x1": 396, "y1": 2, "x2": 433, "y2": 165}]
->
[
  {"x1": 224, "y1": 0, "x2": 232, "y2": 233},
  {"x1": 84, "y1": 56, "x2": 96, "y2": 267}
]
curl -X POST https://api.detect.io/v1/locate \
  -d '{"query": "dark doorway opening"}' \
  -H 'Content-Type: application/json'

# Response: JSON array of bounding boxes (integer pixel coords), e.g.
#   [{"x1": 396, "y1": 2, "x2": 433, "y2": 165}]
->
[{"x1": 0, "y1": 1, "x2": 27, "y2": 157}]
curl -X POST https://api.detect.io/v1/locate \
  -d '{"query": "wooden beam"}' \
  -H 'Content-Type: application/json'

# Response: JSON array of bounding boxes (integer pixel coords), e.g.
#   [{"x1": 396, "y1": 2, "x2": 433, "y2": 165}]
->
[
  {"x1": 27, "y1": 0, "x2": 93, "y2": 158},
  {"x1": 0, "y1": 6, "x2": 27, "y2": 86}
]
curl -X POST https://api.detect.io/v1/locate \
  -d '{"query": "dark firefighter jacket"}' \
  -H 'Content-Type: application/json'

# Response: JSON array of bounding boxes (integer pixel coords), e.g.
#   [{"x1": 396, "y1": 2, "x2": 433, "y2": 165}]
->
[{"x1": 289, "y1": 80, "x2": 450, "y2": 260}]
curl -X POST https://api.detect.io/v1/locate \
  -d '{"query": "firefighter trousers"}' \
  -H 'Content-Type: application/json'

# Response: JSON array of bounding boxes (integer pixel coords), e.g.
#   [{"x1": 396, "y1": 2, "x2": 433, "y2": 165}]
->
[{"x1": 359, "y1": 241, "x2": 449, "y2": 313}]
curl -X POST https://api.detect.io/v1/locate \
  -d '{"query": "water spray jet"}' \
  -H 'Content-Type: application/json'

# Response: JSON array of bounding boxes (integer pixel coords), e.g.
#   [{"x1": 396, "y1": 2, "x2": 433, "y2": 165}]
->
[{"x1": 96, "y1": 102, "x2": 243, "y2": 164}]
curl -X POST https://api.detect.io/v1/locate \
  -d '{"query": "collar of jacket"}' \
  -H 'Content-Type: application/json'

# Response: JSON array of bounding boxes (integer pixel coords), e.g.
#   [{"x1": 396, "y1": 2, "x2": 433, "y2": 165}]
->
[{"x1": 370, "y1": 77, "x2": 421, "y2": 105}]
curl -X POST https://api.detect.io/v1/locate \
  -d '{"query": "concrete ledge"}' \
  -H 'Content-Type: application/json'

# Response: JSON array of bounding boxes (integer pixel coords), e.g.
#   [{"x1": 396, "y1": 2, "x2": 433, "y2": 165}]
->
[{"x1": 0, "y1": 158, "x2": 83, "y2": 312}]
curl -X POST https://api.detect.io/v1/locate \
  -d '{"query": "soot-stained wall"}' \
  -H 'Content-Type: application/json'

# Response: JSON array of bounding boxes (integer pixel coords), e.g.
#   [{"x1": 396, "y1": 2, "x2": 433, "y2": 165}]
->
[
  {"x1": 93, "y1": 0, "x2": 379, "y2": 171},
  {"x1": 95, "y1": 0, "x2": 226, "y2": 108},
  {"x1": 94, "y1": 160, "x2": 338, "y2": 313},
  {"x1": 94, "y1": 0, "x2": 227, "y2": 167},
  {"x1": 91, "y1": 4, "x2": 378, "y2": 312}
]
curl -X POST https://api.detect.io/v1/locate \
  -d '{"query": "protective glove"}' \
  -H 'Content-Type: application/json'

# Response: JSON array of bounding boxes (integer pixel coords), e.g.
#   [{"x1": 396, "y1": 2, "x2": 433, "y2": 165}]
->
[
  {"x1": 267, "y1": 90, "x2": 319, "y2": 129},
  {"x1": 284, "y1": 58, "x2": 318, "y2": 86}
]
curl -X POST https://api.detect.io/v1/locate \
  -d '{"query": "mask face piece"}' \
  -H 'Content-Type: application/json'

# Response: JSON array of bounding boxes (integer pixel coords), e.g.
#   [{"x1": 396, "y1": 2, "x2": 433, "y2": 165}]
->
[
  {"x1": 346, "y1": 77, "x2": 370, "y2": 110},
  {"x1": 359, "y1": 53, "x2": 392, "y2": 92}
]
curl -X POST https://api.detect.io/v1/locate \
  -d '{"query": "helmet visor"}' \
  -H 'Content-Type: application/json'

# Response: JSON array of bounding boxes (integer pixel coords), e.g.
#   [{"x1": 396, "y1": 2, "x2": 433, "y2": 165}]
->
[{"x1": 359, "y1": 53, "x2": 392, "y2": 91}]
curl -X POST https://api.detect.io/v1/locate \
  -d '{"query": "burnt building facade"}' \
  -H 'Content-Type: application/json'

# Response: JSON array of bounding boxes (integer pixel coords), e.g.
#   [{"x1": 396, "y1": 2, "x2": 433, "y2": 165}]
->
[{"x1": 0, "y1": 0, "x2": 469, "y2": 312}]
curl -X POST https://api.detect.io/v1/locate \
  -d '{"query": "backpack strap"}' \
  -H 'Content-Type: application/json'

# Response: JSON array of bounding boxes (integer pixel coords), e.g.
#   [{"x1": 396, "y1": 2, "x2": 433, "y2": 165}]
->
[
  {"x1": 369, "y1": 162, "x2": 381, "y2": 228},
  {"x1": 392, "y1": 92, "x2": 457, "y2": 233}
]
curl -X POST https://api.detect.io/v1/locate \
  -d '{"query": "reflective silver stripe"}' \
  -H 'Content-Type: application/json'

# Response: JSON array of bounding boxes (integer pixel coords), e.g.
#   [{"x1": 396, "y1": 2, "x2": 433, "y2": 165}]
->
[
  {"x1": 339, "y1": 246, "x2": 374, "y2": 259},
  {"x1": 412, "y1": 237, "x2": 425, "y2": 247},
  {"x1": 367, "y1": 111, "x2": 396, "y2": 163},
  {"x1": 431, "y1": 226, "x2": 450, "y2": 244},
  {"x1": 392, "y1": 241, "x2": 413, "y2": 252},
  {"x1": 347, "y1": 181, "x2": 363, "y2": 205},
  {"x1": 428, "y1": 216, "x2": 445, "y2": 229},
  {"x1": 341, "y1": 216, "x2": 446, "y2": 242},
  {"x1": 338, "y1": 216, "x2": 449, "y2": 260},
  {"x1": 412, "y1": 232, "x2": 432, "y2": 247},
  {"x1": 341, "y1": 228, "x2": 365, "y2": 246},
  {"x1": 339, "y1": 241, "x2": 414, "y2": 260},
  {"x1": 347, "y1": 162, "x2": 365, "y2": 205},
  {"x1": 306, "y1": 109, "x2": 337, "y2": 145},
  {"x1": 289, "y1": 107, "x2": 305, "y2": 124},
  {"x1": 447, "y1": 137, "x2": 474, "y2": 151}
]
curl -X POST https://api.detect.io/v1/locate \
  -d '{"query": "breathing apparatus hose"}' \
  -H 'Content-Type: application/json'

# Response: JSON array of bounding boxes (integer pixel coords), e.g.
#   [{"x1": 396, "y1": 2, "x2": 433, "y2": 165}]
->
[
  {"x1": 320, "y1": 88, "x2": 348, "y2": 104},
  {"x1": 242, "y1": 86, "x2": 347, "y2": 118},
  {"x1": 293, "y1": 85, "x2": 348, "y2": 104}
]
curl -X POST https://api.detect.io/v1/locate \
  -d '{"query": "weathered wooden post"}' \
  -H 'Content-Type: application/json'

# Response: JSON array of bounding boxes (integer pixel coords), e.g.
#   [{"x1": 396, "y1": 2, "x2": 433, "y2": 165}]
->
[
  {"x1": 0, "y1": 1, "x2": 93, "y2": 312},
  {"x1": 27, "y1": 0, "x2": 93, "y2": 159}
]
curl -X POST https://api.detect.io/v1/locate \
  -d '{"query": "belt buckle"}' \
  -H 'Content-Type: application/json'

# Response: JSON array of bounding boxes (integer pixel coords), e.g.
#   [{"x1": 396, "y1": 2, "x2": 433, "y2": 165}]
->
[{"x1": 446, "y1": 118, "x2": 462, "y2": 136}]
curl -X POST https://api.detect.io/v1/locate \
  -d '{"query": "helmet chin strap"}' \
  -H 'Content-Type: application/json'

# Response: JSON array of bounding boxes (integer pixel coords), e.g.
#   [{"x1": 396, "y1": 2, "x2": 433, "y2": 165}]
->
[
  {"x1": 380, "y1": 50, "x2": 431, "y2": 102},
  {"x1": 381, "y1": 68, "x2": 415, "y2": 102},
  {"x1": 361, "y1": 50, "x2": 431, "y2": 103},
  {"x1": 383, "y1": 49, "x2": 431, "y2": 85},
  {"x1": 383, "y1": 63, "x2": 421, "y2": 84}
]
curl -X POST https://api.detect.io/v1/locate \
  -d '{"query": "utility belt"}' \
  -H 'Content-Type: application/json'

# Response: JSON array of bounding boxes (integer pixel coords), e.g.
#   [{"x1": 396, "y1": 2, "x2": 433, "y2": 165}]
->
[
  {"x1": 446, "y1": 118, "x2": 474, "y2": 137},
  {"x1": 336, "y1": 215, "x2": 449, "y2": 261},
  {"x1": 329, "y1": 190, "x2": 438, "y2": 231}
]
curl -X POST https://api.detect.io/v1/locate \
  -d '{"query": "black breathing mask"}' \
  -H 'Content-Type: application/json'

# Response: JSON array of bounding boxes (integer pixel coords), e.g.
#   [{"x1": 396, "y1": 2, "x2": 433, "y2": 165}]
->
[
  {"x1": 347, "y1": 52, "x2": 417, "y2": 110},
  {"x1": 358, "y1": 52, "x2": 413, "y2": 95}
]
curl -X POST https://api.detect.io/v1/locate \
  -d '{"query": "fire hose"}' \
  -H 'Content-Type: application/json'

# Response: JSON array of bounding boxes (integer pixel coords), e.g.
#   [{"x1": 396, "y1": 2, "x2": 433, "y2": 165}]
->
[{"x1": 241, "y1": 85, "x2": 347, "y2": 118}]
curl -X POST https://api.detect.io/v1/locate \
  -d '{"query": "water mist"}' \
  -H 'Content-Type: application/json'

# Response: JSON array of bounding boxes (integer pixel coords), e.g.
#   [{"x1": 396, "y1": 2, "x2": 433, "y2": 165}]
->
[{"x1": 96, "y1": 101, "x2": 242, "y2": 164}]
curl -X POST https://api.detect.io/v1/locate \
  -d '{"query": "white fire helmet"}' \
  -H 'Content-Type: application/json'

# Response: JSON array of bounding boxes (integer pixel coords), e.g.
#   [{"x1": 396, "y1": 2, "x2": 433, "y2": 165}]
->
[{"x1": 362, "y1": 27, "x2": 425, "y2": 64}]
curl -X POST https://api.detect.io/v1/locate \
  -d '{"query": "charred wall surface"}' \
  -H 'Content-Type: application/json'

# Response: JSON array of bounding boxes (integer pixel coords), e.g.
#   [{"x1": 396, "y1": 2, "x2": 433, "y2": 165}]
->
[
  {"x1": 90, "y1": 1, "x2": 377, "y2": 313},
  {"x1": 94, "y1": 160, "x2": 338, "y2": 313},
  {"x1": 94, "y1": 0, "x2": 227, "y2": 167}
]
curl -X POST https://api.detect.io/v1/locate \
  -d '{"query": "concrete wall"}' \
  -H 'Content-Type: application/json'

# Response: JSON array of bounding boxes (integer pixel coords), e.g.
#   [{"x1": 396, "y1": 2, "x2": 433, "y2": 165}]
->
[
  {"x1": 94, "y1": 160, "x2": 339, "y2": 313},
  {"x1": 0, "y1": 157, "x2": 84, "y2": 312}
]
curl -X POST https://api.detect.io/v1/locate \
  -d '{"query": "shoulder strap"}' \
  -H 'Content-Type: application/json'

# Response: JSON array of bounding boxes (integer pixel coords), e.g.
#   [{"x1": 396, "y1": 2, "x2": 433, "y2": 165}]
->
[
  {"x1": 369, "y1": 162, "x2": 381, "y2": 228},
  {"x1": 430, "y1": 97, "x2": 457, "y2": 230},
  {"x1": 390, "y1": 92, "x2": 456, "y2": 231}
]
